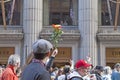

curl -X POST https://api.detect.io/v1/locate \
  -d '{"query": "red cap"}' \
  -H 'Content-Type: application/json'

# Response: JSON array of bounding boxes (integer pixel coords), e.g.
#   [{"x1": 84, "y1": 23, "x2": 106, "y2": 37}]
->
[{"x1": 75, "y1": 60, "x2": 91, "y2": 68}]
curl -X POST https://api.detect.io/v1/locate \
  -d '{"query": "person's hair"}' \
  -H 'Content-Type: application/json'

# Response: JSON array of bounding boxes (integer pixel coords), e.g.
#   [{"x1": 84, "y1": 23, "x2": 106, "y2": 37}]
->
[
  {"x1": 65, "y1": 62, "x2": 71, "y2": 66},
  {"x1": 104, "y1": 66, "x2": 112, "y2": 75},
  {"x1": 34, "y1": 53, "x2": 48, "y2": 60},
  {"x1": 8, "y1": 54, "x2": 20, "y2": 66},
  {"x1": 114, "y1": 63, "x2": 120, "y2": 68},
  {"x1": 63, "y1": 66, "x2": 70, "y2": 74}
]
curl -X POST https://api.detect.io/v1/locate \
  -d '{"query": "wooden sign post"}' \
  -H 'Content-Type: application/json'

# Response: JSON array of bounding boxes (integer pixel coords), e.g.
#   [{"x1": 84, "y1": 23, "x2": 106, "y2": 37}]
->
[
  {"x1": 1, "y1": 0, "x2": 7, "y2": 30},
  {"x1": 114, "y1": 0, "x2": 120, "y2": 31}
]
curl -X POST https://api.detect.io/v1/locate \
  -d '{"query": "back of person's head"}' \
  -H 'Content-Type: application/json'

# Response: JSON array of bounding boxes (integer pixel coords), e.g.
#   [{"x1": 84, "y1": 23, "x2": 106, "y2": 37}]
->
[
  {"x1": 32, "y1": 39, "x2": 53, "y2": 60},
  {"x1": 114, "y1": 63, "x2": 120, "y2": 68},
  {"x1": 65, "y1": 62, "x2": 71, "y2": 67},
  {"x1": 63, "y1": 66, "x2": 70, "y2": 74},
  {"x1": 94, "y1": 65, "x2": 104, "y2": 74},
  {"x1": 104, "y1": 66, "x2": 112, "y2": 75},
  {"x1": 95, "y1": 65, "x2": 104, "y2": 71},
  {"x1": 53, "y1": 67, "x2": 59, "y2": 72},
  {"x1": 114, "y1": 63, "x2": 120, "y2": 72},
  {"x1": 8, "y1": 54, "x2": 20, "y2": 66}
]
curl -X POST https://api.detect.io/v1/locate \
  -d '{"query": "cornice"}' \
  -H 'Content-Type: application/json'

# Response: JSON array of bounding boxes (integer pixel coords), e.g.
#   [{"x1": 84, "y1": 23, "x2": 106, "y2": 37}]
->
[
  {"x1": 0, "y1": 30, "x2": 23, "y2": 41},
  {"x1": 39, "y1": 27, "x2": 80, "y2": 42},
  {"x1": 97, "y1": 31, "x2": 120, "y2": 41}
]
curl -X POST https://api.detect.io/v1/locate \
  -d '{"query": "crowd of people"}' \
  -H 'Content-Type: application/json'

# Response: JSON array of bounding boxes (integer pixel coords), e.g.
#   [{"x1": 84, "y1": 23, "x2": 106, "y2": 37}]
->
[
  {"x1": 0, "y1": 39, "x2": 120, "y2": 80},
  {"x1": 49, "y1": 61, "x2": 120, "y2": 80}
]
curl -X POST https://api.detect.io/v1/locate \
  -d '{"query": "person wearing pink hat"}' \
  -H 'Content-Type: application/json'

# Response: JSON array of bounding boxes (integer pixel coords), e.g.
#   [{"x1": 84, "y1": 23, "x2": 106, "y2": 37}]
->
[{"x1": 67, "y1": 59, "x2": 91, "y2": 80}]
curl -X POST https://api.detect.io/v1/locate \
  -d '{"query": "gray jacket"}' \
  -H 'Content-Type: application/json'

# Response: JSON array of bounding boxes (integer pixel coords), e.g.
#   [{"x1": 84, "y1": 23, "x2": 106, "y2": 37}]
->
[
  {"x1": 21, "y1": 57, "x2": 54, "y2": 80},
  {"x1": 21, "y1": 62, "x2": 51, "y2": 80}
]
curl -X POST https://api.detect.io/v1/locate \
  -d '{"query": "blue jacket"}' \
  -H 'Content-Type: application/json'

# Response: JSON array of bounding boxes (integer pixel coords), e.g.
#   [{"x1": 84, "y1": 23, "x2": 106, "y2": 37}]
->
[
  {"x1": 21, "y1": 62, "x2": 51, "y2": 80},
  {"x1": 21, "y1": 57, "x2": 55, "y2": 80},
  {"x1": 111, "y1": 71, "x2": 120, "y2": 80}
]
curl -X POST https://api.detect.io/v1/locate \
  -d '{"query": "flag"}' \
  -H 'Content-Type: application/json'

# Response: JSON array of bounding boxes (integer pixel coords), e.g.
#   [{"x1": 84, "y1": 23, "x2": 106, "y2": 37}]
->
[
  {"x1": 70, "y1": 0, "x2": 74, "y2": 20},
  {"x1": 1, "y1": 0, "x2": 7, "y2": 29},
  {"x1": 69, "y1": 0, "x2": 74, "y2": 25}
]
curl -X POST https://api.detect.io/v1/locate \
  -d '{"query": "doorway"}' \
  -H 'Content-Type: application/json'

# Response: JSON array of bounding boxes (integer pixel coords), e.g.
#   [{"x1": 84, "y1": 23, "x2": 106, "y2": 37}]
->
[
  {"x1": 0, "y1": 47, "x2": 15, "y2": 65},
  {"x1": 106, "y1": 48, "x2": 120, "y2": 69},
  {"x1": 53, "y1": 47, "x2": 72, "y2": 68}
]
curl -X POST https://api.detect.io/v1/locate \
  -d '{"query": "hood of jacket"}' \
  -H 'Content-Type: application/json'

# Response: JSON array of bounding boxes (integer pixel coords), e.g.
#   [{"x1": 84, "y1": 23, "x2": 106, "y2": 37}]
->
[{"x1": 67, "y1": 71, "x2": 82, "y2": 79}]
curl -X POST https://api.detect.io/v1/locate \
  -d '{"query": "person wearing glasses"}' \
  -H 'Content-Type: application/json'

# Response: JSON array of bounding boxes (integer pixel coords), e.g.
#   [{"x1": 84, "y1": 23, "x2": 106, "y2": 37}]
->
[{"x1": 67, "y1": 59, "x2": 91, "y2": 80}]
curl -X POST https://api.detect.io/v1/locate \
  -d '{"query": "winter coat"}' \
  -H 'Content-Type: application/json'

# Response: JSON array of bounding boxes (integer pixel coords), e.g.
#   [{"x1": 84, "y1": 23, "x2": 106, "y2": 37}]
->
[{"x1": 67, "y1": 71, "x2": 83, "y2": 80}]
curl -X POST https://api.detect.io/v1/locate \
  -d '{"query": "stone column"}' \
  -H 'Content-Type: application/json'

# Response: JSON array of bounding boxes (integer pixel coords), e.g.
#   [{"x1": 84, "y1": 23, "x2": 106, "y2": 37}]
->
[
  {"x1": 23, "y1": 0, "x2": 43, "y2": 64},
  {"x1": 78, "y1": 0, "x2": 98, "y2": 65}
]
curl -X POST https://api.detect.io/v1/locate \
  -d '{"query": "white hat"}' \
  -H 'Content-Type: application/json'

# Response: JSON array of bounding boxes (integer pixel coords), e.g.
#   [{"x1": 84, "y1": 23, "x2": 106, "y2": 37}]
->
[{"x1": 32, "y1": 39, "x2": 53, "y2": 54}]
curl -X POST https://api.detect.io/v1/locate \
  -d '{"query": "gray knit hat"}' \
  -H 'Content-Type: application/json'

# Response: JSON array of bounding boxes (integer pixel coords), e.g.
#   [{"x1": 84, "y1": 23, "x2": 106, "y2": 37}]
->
[{"x1": 32, "y1": 39, "x2": 53, "y2": 54}]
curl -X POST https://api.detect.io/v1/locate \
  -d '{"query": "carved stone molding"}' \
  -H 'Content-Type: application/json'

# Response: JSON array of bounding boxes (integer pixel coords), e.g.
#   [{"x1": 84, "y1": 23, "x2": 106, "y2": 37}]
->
[
  {"x1": 97, "y1": 33, "x2": 120, "y2": 41},
  {"x1": 97, "y1": 26, "x2": 120, "y2": 41},
  {"x1": 39, "y1": 27, "x2": 80, "y2": 42},
  {"x1": 0, "y1": 30, "x2": 23, "y2": 41}
]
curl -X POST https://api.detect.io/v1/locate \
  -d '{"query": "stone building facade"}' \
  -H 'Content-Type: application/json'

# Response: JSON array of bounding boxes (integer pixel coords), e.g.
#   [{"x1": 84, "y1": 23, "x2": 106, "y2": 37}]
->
[{"x1": 0, "y1": 0, "x2": 119, "y2": 68}]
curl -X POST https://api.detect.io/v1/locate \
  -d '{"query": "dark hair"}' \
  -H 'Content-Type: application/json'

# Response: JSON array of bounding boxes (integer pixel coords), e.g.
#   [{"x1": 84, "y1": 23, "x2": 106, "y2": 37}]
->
[
  {"x1": 95, "y1": 65, "x2": 104, "y2": 71},
  {"x1": 114, "y1": 63, "x2": 120, "y2": 68},
  {"x1": 65, "y1": 62, "x2": 71, "y2": 66},
  {"x1": 63, "y1": 66, "x2": 70, "y2": 74},
  {"x1": 34, "y1": 53, "x2": 48, "y2": 60}
]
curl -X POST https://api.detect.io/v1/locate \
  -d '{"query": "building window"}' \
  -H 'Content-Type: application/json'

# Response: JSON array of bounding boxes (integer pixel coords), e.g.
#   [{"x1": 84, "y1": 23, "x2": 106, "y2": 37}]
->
[
  {"x1": 101, "y1": 0, "x2": 120, "y2": 26},
  {"x1": 43, "y1": 0, "x2": 78, "y2": 26},
  {"x1": 0, "y1": 0, "x2": 22, "y2": 25}
]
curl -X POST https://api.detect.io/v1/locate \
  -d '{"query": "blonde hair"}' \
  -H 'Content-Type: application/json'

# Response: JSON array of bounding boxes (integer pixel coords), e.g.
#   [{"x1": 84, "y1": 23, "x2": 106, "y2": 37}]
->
[{"x1": 104, "y1": 66, "x2": 112, "y2": 74}]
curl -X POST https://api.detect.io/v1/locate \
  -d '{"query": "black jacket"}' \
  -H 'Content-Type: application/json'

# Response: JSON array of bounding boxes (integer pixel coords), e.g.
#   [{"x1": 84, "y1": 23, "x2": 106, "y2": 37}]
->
[{"x1": 95, "y1": 73, "x2": 102, "y2": 80}]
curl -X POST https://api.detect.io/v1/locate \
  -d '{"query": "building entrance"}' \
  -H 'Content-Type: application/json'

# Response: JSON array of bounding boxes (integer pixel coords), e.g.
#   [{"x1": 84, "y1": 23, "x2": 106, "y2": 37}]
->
[
  {"x1": 53, "y1": 47, "x2": 72, "y2": 68},
  {"x1": 0, "y1": 47, "x2": 15, "y2": 65},
  {"x1": 106, "y1": 48, "x2": 120, "y2": 69}
]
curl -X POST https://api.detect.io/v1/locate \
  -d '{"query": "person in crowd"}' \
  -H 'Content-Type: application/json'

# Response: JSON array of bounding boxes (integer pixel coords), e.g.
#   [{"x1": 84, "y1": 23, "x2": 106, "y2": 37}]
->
[
  {"x1": 94, "y1": 65, "x2": 104, "y2": 80},
  {"x1": 0, "y1": 66, "x2": 2, "y2": 79},
  {"x1": 58, "y1": 65, "x2": 71, "y2": 80},
  {"x1": 51, "y1": 67, "x2": 59, "y2": 80},
  {"x1": 111, "y1": 63, "x2": 120, "y2": 80},
  {"x1": 102, "y1": 66, "x2": 112, "y2": 80},
  {"x1": 112, "y1": 63, "x2": 120, "y2": 73},
  {"x1": 83, "y1": 64, "x2": 97, "y2": 80},
  {"x1": 16, "y1": 67, "x2": 22, "y2": 79},
  {"x1": 67, "y1": 59, "x2": 91, "y2": 80},
  {"x1": 55, "y1": 67, "x2": 64, "y2": 80},
  {"x1": 0, "y1": 54, "x2": 20, "y2": 80},
  {"x1": 24, "y1": 47, "x2": 58, "y2": 72},
  {"x1": 21, "y1": 39, "x2": 58, "y2": 80},
  {"x1": 46, "y1": 49, "x2": 58, "y2": 71}
]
